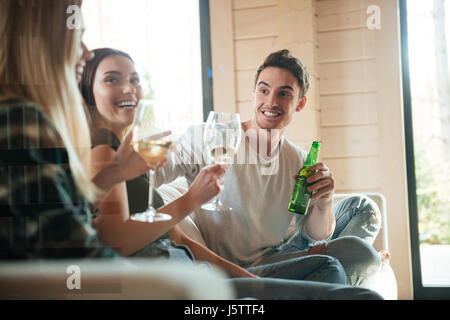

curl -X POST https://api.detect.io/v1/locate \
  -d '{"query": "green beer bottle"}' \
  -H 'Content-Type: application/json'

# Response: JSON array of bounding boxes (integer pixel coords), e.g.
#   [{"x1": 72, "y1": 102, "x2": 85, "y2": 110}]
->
[{"x1": 288, "y1": 141, "x2": 321, "y2": 214}]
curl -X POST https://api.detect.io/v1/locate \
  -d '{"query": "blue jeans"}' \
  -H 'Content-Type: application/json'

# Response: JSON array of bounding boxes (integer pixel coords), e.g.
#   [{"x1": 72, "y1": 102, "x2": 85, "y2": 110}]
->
[
  {"x1": 251, "y1": 195, "x2": 382, "y2": 288},
  {"x1": 247, "y1": 255, "x2": 346, "y2": 284},
  {"x1": 233, "y1": 254, "x2": 382, "y2": 299},
  {"x1": 229, "y1": 277, "x2": 383, "y2": 300}
]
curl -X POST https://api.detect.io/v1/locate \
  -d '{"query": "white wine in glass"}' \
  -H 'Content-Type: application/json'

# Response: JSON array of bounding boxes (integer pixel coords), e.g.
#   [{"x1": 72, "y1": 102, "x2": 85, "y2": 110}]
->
[
  {"x1": 130, "y1": 100, "x2": 173, "y2": 223},
  {"x1": 132, "y1": 140, "x2": 174, "y2": 170},
  {"x1": 201, "y1": 111, "x2": 242, "y2": 212}
]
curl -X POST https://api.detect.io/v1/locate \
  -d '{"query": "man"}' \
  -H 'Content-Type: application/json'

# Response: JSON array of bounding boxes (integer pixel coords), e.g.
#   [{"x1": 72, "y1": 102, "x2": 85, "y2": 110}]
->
[{"x1": 156, "y1": 49, "x2": 388, "y2": 288}]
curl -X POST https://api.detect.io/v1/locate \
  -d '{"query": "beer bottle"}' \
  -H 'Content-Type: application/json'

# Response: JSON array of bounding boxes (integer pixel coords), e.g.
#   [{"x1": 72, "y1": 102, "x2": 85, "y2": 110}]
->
[{"x1": 288, "y1": 141, "x2": 321, "y2": 214}]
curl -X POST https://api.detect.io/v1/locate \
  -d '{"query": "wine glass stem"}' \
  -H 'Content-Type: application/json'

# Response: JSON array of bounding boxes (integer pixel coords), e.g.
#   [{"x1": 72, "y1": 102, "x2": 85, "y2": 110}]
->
[
  {"x1": 148, "y1": 169, "x2": 156, "y2": 217},
  {"x1": 214, "y1": 175, "x2": 225, "y2": 205}
]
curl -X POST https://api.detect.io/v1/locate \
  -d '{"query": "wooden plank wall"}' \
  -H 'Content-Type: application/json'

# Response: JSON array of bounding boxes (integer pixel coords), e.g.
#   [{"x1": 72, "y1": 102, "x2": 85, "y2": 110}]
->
[{"x1": 316, "y1": 0, "x2": 381, "y2": 193}]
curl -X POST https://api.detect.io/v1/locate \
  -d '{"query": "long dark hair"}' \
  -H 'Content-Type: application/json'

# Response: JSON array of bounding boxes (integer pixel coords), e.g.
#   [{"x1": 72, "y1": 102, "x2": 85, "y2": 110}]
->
[{"x1": 79, "y1": 47, "x2": 134, "y2": 109}]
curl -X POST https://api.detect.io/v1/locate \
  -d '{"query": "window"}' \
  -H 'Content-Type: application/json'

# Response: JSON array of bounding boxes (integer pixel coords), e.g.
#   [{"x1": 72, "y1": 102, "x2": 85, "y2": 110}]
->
[
  {"x1": 400, "y1": 0, "x2": 450, "y2": 299},
  {"x1": 81, "y1": 0, "x2": 212, "y2": 134}
]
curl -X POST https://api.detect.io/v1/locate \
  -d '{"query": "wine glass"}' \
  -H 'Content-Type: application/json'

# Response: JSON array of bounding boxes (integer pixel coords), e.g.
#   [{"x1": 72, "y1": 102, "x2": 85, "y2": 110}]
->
[
  {"x1": 201, "y1": 111, "x2": 242, "y2": 212},
  {"x1": 130, "y1": 100, "x2": 174, "y2": 223}
]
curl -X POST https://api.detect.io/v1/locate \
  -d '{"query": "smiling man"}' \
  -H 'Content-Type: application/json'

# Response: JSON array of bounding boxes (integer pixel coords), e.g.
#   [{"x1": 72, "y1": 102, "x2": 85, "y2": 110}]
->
[{"x1": 156, "y1": 49, "x2": 386, "y2": 289}]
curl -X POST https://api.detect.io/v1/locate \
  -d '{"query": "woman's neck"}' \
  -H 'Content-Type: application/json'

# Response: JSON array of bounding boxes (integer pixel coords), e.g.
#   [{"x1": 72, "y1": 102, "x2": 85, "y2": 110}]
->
[{"x1": 94, "y1": 116, "x2": 126, "y2": 141}]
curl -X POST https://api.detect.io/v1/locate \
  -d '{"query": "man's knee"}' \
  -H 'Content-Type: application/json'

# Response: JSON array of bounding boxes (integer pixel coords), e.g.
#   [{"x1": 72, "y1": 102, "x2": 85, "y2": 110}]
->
[
  {"x1": 304, "y1": 254, "x2": 347, "y2": 285},
  {"x1": 328, "y1": 236, "x2": 381, "y2": 272},
  {"x1": 340, "y1": 195, "x2": 382, "y2": 232},
  {"x1": 327, "y1": 236, "x2": 382, "y2": 287}
]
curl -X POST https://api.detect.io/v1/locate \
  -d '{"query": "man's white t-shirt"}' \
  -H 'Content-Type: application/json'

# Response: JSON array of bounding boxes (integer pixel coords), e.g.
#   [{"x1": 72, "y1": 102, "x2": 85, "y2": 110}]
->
[{"x1": 155, "y1": 125, "x2": 317, "y2": 267}]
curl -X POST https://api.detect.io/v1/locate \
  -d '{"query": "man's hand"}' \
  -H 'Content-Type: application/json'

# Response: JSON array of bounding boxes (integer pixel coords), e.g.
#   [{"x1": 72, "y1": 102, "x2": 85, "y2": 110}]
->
[{"x1": 306, "y1": 162, "x2": 335, "y2": 200}]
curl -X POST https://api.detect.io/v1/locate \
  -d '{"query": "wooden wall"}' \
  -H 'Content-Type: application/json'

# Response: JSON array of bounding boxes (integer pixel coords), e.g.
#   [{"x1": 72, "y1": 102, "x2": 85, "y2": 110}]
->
[
  {"x1": 209, "y1": 0, "x2": 412, "y2": 299},
  {"x1": 317, "y1": 0, "x2": 380, "y2": 192}
]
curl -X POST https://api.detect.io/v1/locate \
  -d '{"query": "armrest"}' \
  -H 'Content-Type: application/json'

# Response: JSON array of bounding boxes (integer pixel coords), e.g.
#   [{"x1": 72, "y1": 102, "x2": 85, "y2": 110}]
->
[{"x1": 0, "y1": 258, "x2": 235, "y2": 300}]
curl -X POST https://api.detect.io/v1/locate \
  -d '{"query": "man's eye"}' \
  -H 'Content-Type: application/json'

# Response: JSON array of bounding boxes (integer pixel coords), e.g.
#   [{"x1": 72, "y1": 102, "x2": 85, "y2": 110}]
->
[
  {"x1": 131, "y1": 78, "x2": 140, "y2": 85},
  {"x1": 280, "y1": 91, "x2": 291, "y2": 97},
  {"x1": 260, "y1": 89, "x2": 268, "y2": 94}
]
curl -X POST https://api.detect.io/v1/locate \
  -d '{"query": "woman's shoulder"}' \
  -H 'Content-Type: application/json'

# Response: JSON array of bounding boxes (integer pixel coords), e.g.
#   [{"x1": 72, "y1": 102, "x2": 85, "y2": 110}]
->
[
  {"x1": 0, "y1": 98, "x2": 44, "y2": 119},
  {"x1": 91, "y1": 128, "x2": 121, "y2": 150},
  {"x1": 0, "y1": 98, "x2": 63, "y2": 149}
]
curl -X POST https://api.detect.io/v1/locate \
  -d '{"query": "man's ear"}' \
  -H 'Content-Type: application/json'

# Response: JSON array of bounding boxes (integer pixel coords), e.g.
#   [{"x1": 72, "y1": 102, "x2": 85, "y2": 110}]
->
[{"x1": 296, "y1": 96, "x2": 307, "y2": 112}]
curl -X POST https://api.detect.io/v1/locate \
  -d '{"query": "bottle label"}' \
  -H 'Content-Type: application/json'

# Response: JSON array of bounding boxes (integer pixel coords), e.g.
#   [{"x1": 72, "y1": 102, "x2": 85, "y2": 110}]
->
[
  {"x1": 291, "y1": 176, "x2": 306, "y2": 202},
  {"x1": 301, "y1": 193, "x2": 310, "y2": 207}
]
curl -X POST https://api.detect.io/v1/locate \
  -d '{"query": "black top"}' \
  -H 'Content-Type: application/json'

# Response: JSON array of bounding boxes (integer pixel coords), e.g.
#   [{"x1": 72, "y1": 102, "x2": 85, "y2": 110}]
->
[{"x1": 91, "y1": 128, "x2": 164, "y2": 213}]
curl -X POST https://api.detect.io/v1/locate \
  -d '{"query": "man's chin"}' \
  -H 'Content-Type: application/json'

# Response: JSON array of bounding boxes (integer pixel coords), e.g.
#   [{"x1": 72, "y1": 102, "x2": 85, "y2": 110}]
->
[{"x1": 256, "y1": 118, "x2": 284, "y2": 131}]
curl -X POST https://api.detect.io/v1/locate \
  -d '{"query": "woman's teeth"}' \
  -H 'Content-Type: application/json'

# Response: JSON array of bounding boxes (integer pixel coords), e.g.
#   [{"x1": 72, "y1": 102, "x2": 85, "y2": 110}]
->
[{"x1": 117, "y1": 101, "x2": 136, "y2": 108}]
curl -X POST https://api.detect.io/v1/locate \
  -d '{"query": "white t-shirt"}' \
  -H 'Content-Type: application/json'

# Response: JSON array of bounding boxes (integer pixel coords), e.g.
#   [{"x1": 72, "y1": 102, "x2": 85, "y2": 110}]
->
[{"x1": 155, "y1": 125, "x2": 316, "y2": 267}]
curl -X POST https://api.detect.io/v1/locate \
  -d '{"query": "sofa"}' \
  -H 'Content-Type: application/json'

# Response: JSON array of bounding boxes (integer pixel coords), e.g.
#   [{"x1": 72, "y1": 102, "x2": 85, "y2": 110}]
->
[
  {"x1": 0, "y1": 258, "x2": 235, "y2": 299},
  {"x1": 0, "y1": 177, "x2": 397, "y2": 300}
]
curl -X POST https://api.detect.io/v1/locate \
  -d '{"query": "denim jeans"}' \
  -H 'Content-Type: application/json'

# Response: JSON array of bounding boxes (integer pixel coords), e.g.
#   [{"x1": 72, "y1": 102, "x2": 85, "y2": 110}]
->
[
  {"x1": 236, "y1": 255, "x2": 382, "y2": 299},
  {"x1": 229, "y1": 277, "x2": 383, "y2": 300},
  {"x1": 251, "y1": 195, "x2": 382, "y2": 288},
  {"x1": 247, "y1": 255, "x2": 346, "y2": 284}
]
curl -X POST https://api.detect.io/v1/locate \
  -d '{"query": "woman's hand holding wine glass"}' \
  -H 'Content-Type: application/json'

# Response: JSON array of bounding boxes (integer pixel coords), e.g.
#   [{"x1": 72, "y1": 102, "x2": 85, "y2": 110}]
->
[{"x1": 130, "y1": 100, "x2": 175, "y2": 223}]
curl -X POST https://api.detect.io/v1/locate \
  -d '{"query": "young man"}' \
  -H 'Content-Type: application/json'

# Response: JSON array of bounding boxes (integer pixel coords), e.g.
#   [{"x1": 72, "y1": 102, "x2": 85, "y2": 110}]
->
[{"x1": 156, "y1": 49, "x2": 387, "y2": 288}]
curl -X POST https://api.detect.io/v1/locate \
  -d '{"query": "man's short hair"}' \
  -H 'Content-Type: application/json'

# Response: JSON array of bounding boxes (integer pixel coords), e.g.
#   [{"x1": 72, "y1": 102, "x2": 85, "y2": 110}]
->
[{"x1": 255, "y1": 49, "x2": 310, "y2": 98}]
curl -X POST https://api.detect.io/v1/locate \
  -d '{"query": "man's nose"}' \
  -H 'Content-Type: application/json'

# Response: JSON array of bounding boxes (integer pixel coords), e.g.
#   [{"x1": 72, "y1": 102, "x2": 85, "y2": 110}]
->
[{"x1": 267, "y1": 92, "x2": 278, "y2": 107}]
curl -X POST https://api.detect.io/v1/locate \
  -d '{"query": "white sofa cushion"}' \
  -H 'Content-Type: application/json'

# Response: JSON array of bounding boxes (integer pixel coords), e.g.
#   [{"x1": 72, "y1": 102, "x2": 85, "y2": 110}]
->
[{"x1": 0, "y1": 258, "x2": 234, "y2": 299}]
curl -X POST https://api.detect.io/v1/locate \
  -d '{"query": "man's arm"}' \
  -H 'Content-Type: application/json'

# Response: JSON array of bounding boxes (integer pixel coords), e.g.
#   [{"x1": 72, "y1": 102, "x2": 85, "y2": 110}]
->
[{"x1": 303, "y1": 162, "x2": 336, "y2": 241}]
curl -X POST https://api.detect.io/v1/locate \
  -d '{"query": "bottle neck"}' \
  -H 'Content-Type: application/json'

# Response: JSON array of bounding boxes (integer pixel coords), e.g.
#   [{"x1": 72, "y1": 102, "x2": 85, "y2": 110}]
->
[{"x1": 304, "y1": 147, "x2": 319, "y2": 167}]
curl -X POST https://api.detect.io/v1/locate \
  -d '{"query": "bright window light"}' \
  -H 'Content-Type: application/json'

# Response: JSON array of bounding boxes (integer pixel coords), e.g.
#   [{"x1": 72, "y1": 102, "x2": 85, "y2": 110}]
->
[{"x1": 81, "y1": 0, "x2": 203, "y2": 134}]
